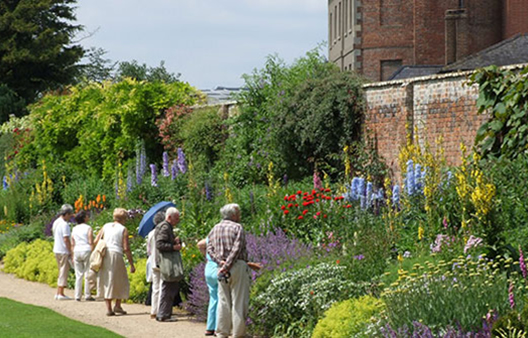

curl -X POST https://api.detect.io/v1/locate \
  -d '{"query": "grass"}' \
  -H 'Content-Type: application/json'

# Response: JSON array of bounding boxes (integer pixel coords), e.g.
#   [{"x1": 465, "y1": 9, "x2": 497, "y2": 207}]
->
[{"x1": 0, "y1": 297, "x2": 122, "y2": 337}]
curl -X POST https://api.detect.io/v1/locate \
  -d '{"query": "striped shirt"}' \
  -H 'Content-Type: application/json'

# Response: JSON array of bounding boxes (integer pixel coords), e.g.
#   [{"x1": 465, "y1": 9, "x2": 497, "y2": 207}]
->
[{"x1": 207, "y1": 219, "x2": 248, "y2": 272}]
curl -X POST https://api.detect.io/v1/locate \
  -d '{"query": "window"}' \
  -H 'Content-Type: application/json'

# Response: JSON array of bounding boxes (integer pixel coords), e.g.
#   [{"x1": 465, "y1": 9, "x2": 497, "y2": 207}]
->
[
  {"x1": 380, "y1": 60, "x2": 402, "y2": 81},
  {"x1": 329, "y1": 13, "x2": 333, "y2": 43},
  {"x1": 334, "y1": 5, "x2": 337, "y2": 42},
  {"x1": 338, "y1": 2, "x2": 342, "y2": 38},
  {"x1": 344, "y1": 0, "x2": 348, "y2": 33}
]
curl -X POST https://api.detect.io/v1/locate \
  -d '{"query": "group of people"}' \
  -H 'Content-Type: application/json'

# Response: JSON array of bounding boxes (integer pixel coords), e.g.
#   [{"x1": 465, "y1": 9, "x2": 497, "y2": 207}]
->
[
  {"x1": 52, "y1": 204, "x2": 135, "y2": 316},
  {"x1": 52, "y1": 202, "x2": 256, "y2": 338}
]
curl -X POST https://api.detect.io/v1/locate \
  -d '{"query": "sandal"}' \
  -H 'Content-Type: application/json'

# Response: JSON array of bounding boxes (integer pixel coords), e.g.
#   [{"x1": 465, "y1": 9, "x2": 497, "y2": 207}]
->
[
  {"x1": 205, "y1": 330, "x2": 215, "y2": 336},
  {"x1": 113, "y1": 307, "x2": 127, "y2": 315},
  {"x1": 106, "y1": 311, "x2": 115, "y2": 316}
]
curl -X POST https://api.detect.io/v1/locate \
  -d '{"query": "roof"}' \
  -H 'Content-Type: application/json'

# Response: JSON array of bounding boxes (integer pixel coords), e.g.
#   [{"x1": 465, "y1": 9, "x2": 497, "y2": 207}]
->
[
  {"x1": 443, "y1": 33, "x2": 528, "y2": 72},
  {"x1": 200, "y1": 86, "x2": 244, "y2": 104},
  {"x1": 388, "y1": 65, "x2": 444, "y2": 81}
]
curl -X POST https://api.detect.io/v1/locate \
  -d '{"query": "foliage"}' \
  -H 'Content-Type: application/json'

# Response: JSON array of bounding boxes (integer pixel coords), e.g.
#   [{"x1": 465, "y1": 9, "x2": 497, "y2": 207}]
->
[
  {"x1": 251, "y1": 261, "x2": 369, "y2": 337},
  {"x1": 20, "y1": 79, "x2": 202, "y2": 180},
  {"x1": 76, "y1": 47, "x2": 116, "y2": 83},
  {"x1": 312, "y1": 295, "x2": 385, "y2": 338},
  {"x1": 381, "y1": 255, "x2": 527, "y2": 332},
  {"x1": 470, "y1": 65, "x2": 528, "y2": 160},
  {"x1": 0, "y1": 84, "x2": 26, "y2": 123},
  {"x1": 128, "y1": 258, "x2": 148, "y2": 304},
  {"x1": 0, "y1": 216, "x2": 45, "y2": 259},
  {"x1": 115, "y1": 60, "x2": 180, "y2": 83},
  {"x1": 273, "y1": 67, "x2": 364, "y2": 179},
  {"x1": 217, "y1": 47, "x2": 356, "y2": 185},
  {"x1": 0, "y1": 298, "x2": 120, "y2": 337},
  {"x1": 492, "y1": 306, "x2": 528, "y2": 337},
  {"x1": 2, "y1": 239, "x2": 62, "y2": 287},
  {"x1": 0, "y1": 0, "x2": 84, "y2": 106}
]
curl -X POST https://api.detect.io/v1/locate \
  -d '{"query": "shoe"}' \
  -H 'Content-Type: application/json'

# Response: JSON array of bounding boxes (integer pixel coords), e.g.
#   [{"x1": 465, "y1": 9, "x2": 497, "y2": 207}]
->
[
  {"x1": 205, "y1": 330, "x2": 215, "y2": 336},
  {"x1": 56, "y1": 295, "x2": 71, "y2": 300},
  {"x1": 85, "y1": 296, "x2": 96, "y2": 301},
  {"x1": 150, "y1": 314, "x2": 157, "y2": 319},
  {"x1": 113, "y1": 307, "x2": 127, "y2": 315},
  {"x1": 54, "y1": 295, "x2": 58, "y2": 300},
  {"x1": 156, "y1": 316, "x2": 176, "y2": 322},
  {"x1": 75, "y1": 298, "x2": 81, "y2": 302},
  {"x1": 106, "y1": 311, "x2": 115, "y2": 317}
]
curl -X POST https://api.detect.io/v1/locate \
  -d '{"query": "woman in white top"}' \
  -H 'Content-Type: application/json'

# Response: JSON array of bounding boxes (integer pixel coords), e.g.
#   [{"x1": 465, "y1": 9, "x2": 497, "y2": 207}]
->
[
  {"x1": 71, "y1": 210, "x2": 94, "y2": 301},
  {"x1": 94, "y1": 208, "x2": 135, "y2": 316}
]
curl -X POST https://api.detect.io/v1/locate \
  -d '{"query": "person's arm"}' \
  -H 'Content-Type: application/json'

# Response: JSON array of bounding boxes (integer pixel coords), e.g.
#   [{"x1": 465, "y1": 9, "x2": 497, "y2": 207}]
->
[
  {"x1": 123, "y1": 228, "x2": 135, "y2": 273},
  {"x1": 64, "y1": 235, "x2": 72, "y2": 255},
  {"x1": 71, "y1": 236, "x2": 76, "y2": 257},
  {"x1": 197, "y1": 239, "x2": 206, "y2": 256},
  {"x1": 88, "y1": 228, "x2": 94, "y2": 251},
  {"x1": 94, "y1": 228, "x2": 104, "y2": 247},
  {"x1": 221, "y1": 227, "x2": 245, "y2": 273},
  {"x1": 247, "y1": 262, "x2": 262, "y2": 271}
]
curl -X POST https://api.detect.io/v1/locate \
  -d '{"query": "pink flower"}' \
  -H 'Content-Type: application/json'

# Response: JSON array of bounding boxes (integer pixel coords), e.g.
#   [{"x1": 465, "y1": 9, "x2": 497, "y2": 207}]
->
[
  {"x1": 509, "y1": 282, "x2": 515, "y2": 309},
  {"x1": 520, "y1": 245, "x2": 527, "y2": 279}
]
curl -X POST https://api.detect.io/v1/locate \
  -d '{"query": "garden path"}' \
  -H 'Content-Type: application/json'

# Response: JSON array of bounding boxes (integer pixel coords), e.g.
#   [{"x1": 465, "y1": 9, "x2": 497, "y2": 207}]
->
[{"x1": 0, "y1": 265, "x2": 205, "y2": 338}]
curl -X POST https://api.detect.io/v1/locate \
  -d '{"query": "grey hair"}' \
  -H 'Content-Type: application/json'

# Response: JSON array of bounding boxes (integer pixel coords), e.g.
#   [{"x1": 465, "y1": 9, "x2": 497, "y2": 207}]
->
[
  {"x1": 220, "y1": 203, "x2": 240, "y2": 221},
  {"x1": 165, "y1": 207, "x2": 180, "y2": 220},
  {"x1": 153, "y1": 211, "x2": 166, "y2": 225},
  {"x1": 59, "y1": 204, "x2": 74, "y2": 216}
]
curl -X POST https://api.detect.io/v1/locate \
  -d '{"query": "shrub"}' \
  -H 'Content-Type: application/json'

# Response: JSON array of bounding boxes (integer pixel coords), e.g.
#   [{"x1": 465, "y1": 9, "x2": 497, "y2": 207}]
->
[
  {"x1": 0, "y1": 218, "x2": 45, "y2": 258},
  {"x1": 2, "y1": 239, "x2": 60, "y2": 286},
  {"x1": 312, "y1": 295, "x2": 385, "y2": 338},
  {"x1": 251, "y1": 262, "x2": 369, "y2": 337},
  {"x1": 128, "y1": 258, "x2": 148, "y2": 304}
]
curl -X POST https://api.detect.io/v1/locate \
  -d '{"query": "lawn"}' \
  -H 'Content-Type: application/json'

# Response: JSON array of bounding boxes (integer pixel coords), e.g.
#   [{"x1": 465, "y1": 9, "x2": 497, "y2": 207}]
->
[{"x1": 0, "y1": 298, "x2": 121, "y2": 337}]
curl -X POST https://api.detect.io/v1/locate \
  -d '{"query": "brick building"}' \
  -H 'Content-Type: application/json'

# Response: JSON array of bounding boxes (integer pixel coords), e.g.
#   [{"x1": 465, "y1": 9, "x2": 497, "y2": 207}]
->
[{"x1": 329, "y1": 0, "x2": 528, "y2": 81}]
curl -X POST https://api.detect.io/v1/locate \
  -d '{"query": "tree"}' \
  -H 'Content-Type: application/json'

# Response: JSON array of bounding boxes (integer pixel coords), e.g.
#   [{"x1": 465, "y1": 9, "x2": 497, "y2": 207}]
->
[
  {"x1": 0, "y1": 0, "x2": 84, "y2": 110},
  {"x1": 115, "y1": 60, "x2": 180, "y2": 83},
  {"x1": 76, "y1": 47, "x2": 116, "y2": 83}
]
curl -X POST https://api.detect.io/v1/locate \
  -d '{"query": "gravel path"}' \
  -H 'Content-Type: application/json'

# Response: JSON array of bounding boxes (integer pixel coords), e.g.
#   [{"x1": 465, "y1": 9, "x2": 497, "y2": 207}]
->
[{"x1": 0, "y1": 265, "x2": 206, "y2": 338}]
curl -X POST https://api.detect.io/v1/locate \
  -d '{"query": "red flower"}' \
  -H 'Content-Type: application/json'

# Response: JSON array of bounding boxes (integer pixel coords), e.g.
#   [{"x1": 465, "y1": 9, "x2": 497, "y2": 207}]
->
[
  {"x1": 295, "y1": 204, "x2": 299, "y2": 207},
  {"x1": 346, "y1": 204, "x2": 352, "y2": 208},
  {"x1": 297, "y1": 190, "x2": 302, "y2": 195},
  {"x1": 336, "y1": 260, "x2": 340, "y2": 264},
  {"x1": 281, "y1": 205, "x2": 286, "y2": 210},
  {"x1": 312, "y1": 189, "x2": 316, "y2": 195},
  {"x1": 313, "y1": 215, "x2": 317, "y2": 219},
  {"x1": 310, "y1": 290, "x2": 314, "y2": 295},
  {"x1": 298, "y1": 215, "x2": 304, "y2": 220},
  {"x1": 283, "y1": 210, "x2": 289, "y2": 215},
  {"x1": 316, "y1": 211, "x2": 321, "y2": 216},
  {"x1": 283, "y1": 196, "x2": 288, "y2": 201},
  {"x1": 316, "y1": 199, "x2": 320, "y2": 202},
  {"x1": 323, "y1": 214, "x2": 328, "y2": 218},
  {"x1": 302, "y1": 209, "x2": 309, "y2": 215},
  {"x1": 287, "y1": 203, "x2": 294, "y2": 208},
  {"x1": 325, "y1": 188, "x2": 331, "y2": 192}
]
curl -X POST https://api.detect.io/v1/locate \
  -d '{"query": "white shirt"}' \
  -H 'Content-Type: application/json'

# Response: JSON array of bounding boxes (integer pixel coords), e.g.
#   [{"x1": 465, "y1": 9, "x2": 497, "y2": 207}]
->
[
  {"x1": 102, "y1": 222, "x2": 125, "y2": 254},
  {"x1": 52, "y1": 217, "x2": 71, "y2": 254},
  {"x1": 72, "y1": 223, "x2": 92, "y2": 253},
  {"x1": 147, "y1": 229, "x2": 159, "y2": 270}
]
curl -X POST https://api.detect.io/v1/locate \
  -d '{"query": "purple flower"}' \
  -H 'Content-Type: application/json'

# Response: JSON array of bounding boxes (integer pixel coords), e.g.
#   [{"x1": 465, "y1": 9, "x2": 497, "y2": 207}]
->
[
  {"x1": 205, "y1": 182, "x2": 213, "y2": 201},
  {"x1": 509, "y1": 282, "x2": 515, "y2": 309},
  {"x1": 443, "y1": 217, "x2": 448, "y2": 230},
  {"x1": 354, "y1": 254, "x2": 365, "y2": 260},
  {"x1": 520, "y1": 245, "x2": 527, "y2": 279},
  {"x1": 150, "y1": 164, "x2": 158, "y2": 187},
  {"x1": 392, "y1": 185, "x2": 401, "y2": 207},
  {"x1": 406, "y1": 160, "x2": 415, "y2": 195},
  {"x1": 162, "y1": 152, "x2": 170, "y2": 177},
  {"x1": 403, "y1": 251, "x2": 411, "y2": 258},
  {"x1": 283, "y1": 174, "x2": 288, "y2": 186},
  {"x1": 171, "y1": 159, "x2": 178, "y2": 180},
  {"x1": 136, "y1": 142, "x2": 147, "y2": 185},
  {"x1": 2, "y1": 176, "x2": 8, "y2": 190},
  {"x1": 177, "y1": 148, "x2": 187, "y2": 174},
  {"x1": 464, "y1": 235, "x2": 483, "y2": 254},
  {"x1": 126, "y1": 166, "x2": 134, "y2": 193},
  {"x1": 313, "y1": 171, "x2": 322, "y2": 190}
]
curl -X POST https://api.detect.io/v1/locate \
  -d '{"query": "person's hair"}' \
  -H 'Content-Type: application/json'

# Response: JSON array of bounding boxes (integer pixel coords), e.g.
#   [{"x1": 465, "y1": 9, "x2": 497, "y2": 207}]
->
[
  {"x1": 74, "y1": 210, "x2": 88, "y2": 224},
  {"x1": 59, "y1": 204, "x2": 74, "y2": 216},
  {"x1": 153, "y1": 211, "x2": 165, "y2": 225},
  {"x1": 113, "y1": 208, "x2": 128, "y2": 224},
  {"x1": 220, "y1": 203, "x2": 240, "y2": 221},
  {"x1": 165, "y1": 207, "x2": 180, "y2": 220}
]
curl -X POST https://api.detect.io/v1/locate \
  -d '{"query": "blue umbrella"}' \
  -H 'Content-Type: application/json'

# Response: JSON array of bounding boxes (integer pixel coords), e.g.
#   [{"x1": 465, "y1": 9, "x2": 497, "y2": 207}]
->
[{"x1": 138, "y1": 201, "x2": 176, "y2": 238}]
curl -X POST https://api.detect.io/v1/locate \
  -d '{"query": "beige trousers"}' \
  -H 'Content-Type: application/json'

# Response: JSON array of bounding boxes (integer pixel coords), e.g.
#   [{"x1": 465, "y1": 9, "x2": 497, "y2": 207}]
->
[
  {"x1": 216, "y1": 260, "x2": 251, "y2": 338},
  {"x1": 73, "y1": 251, "x2": 91, "y2": 300},
  {"x1": 151, "y1": 268, "x2": 162, "y2": 315},
  {"x1": 55, "y1": 253, "x2": 70, "y2": 287}
]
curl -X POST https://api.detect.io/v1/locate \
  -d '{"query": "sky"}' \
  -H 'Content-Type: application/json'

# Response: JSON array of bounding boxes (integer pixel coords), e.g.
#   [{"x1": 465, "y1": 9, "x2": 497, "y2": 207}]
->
[{"x1": 75, "y1": 0, "x2": 328, "y2": 90}]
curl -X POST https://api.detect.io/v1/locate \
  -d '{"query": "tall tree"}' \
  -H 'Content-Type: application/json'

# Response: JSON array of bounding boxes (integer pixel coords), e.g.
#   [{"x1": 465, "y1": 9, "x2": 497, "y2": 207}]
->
[{"x1": 0, "y1": 0, "x2": 84, "y2": 119}]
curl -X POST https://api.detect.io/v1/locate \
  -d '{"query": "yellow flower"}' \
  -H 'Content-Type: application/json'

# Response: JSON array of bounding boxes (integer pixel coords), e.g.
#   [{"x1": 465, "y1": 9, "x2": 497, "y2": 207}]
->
[{"x1": 418, "y1": 226, "x2": 424, "y2": 241}]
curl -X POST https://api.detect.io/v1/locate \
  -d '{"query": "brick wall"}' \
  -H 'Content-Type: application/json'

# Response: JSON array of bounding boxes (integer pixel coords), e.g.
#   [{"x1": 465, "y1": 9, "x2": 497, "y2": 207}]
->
[
  {"x1": 363, "y1": 70, "x2": 490, "y2": 180},
  {"x1": 503, "y1": 0, "x2": 528, "y2": 39}
]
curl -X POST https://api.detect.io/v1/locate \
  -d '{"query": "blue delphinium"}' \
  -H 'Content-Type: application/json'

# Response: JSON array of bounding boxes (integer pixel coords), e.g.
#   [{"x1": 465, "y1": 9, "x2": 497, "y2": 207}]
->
[
  {"x1": 126, "y1": 166, "x2": 134, "y2": 193},
  {"x1": 205, "y1": 182, "x2": 213, "y2": 201},
  {"x1": 366, "y1": 182, "x2": 373, "y2": 207},
  {"x1": 406, "y1": 160, "x2": 415, "y2": 195},
  {"x1": 392, "y1": 184, "x2": 401, "y2": 207},
  {"x1": 177, "y1": 148, "x2": 187, "y2": 174},
  {"x1": 162, "y1": 152, "x2": 170, "y2": 177},
  {"x1": 2, "y1": 176, "x2": 8, "y2": 190},
  {"x1": 150, "y1": 164, "x2": 158, "y2": 187}
]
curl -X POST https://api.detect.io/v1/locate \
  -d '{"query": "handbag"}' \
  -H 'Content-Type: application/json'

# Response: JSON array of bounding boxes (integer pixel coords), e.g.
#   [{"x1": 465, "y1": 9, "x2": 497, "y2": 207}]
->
[
  {"x1": 89, "y1": 237, "x2": 107, "y2": 272},
  {"x1": 159, "y1": 250, "x2": 184, "y2": 282}
]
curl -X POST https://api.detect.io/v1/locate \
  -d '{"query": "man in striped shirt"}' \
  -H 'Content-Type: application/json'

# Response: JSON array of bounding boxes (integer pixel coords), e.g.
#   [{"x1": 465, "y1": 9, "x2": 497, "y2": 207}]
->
[{"x1": 207, "y1": 203, "x2": 250, "y2": 338}]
